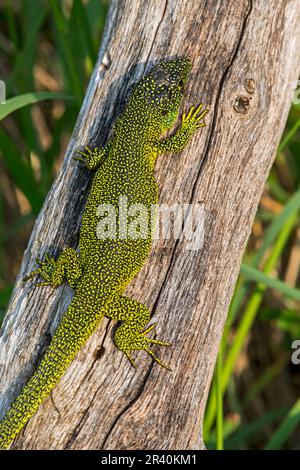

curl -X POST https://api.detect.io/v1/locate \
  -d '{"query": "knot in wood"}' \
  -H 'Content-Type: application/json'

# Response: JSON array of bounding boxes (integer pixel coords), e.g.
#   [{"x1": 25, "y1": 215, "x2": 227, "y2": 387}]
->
[
  {"x1": 233, "y1": 95, "x2": 250, "y2": 114},
  {"x1": 244, "y1": 78, "x2": 256, "y2": 94}
]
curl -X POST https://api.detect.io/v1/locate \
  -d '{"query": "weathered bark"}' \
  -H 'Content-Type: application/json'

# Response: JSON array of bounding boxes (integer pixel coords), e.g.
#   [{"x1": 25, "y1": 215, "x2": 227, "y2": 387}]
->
[{"x1": 1, "y1": 0, "x2": 300, "y2": 450}]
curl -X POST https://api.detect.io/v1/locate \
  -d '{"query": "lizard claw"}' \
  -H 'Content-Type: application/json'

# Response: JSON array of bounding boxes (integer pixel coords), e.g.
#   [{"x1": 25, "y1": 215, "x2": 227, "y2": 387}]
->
[
  {"x1": 74, "y1": 146, "x2": 105, "y2": 171},
  {"x1": 23, "y1": 253, "x2": 55, "y2": 285},
  {"x1": 145, "y1": 337, "x2": 172, "y2": 347},
  {"x1": 74, "y1": 146, "x2": 92, "y2": 163},
  {"x1": 141, "y1": 322, "x2": 157, "y2": 335},
  {"x1": 23, "y1": 268, "x2": 40, "y2": 282},
  {"x1": 35, "y1": 281, "x2": 52, "y2": 287},
  {"x1": 124, "y1": 351, "x2": 138, "y2": 369},
  {"x1": 120, "y1": 328, "x2": 172, "y2": 371},
  {"x1": 182, "y1": 103, "x2": 209, "y2": 129},
  {"x1": 144, "y1": 347, "x2": 172, "y2": 371},
  {"x1": 74, "y1": 155, "x2": 85, "y2": 163}
]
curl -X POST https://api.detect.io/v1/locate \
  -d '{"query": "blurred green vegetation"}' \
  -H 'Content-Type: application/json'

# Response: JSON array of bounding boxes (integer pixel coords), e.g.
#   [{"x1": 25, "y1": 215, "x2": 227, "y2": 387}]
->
[
  {"x1": 0, "y1": 0, "x2": 299, "y2": 450},
  {"x1": 204, "y1": 101, "x2": 300, "y2": 449},
  {"x1": 0, "y1": 0, "x2": 107, "y2": 321}
]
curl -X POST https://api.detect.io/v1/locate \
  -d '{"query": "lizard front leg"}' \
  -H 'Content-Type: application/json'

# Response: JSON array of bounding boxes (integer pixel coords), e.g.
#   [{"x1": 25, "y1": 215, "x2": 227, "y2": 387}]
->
[
  {"x1": 23, "y1": 247, "x2": 82, "y2": 288},
  {"x1": 74, "y1": 145, "x2": 107, "y2": 170},
  {"x1": 155, "y1": 104, "x2": 208, "y2": 154},
  {"x1": 105, "y1": 295, "x2": 171, "y2": 370}
]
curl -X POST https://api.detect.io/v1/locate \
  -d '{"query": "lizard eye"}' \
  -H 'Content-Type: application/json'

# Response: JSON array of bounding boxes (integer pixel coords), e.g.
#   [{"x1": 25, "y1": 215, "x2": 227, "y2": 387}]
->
[{"x1": 161, "y1": 110, "x2": 168, "y2": 116}]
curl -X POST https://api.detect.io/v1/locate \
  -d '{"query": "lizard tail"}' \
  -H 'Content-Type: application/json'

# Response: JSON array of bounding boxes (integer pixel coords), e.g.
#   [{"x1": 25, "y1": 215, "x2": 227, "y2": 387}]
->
[{"x1": 0, "y1": 299, "x2": 104, "y2": 449}]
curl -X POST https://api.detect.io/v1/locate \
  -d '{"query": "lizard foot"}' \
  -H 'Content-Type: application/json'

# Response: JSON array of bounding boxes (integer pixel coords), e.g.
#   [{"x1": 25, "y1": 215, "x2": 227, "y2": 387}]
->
[
  {"x1": 116, "y1": 324, "x2": 172, "y2": 371},
  {"x1": 23, "y1": 253, "x2": 56, "y2": 287},
  {"x1": 74, "y1": 146, "x2": 106, "y2": 170},
  {"x1": 182, "y1": 103, "x2": 208, "y2": 130},
  {"x1": 23, "y1": 247, "x2": 82, "y2": 289},
  {"x1": 74, "y1": 146, "x2": 93, "y2": 164}
]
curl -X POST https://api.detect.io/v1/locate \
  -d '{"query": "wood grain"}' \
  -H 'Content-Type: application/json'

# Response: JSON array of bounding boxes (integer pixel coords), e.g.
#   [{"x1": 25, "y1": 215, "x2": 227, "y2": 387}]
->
[{"x1": 1, "y1": 0, "x2": 300, "y2": 450}]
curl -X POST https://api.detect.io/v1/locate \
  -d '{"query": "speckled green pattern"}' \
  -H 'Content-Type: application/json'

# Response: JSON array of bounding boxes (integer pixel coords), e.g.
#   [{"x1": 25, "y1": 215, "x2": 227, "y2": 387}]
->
[{"x1": 0, "y1": 57, "x2": 207, "y2": 449}]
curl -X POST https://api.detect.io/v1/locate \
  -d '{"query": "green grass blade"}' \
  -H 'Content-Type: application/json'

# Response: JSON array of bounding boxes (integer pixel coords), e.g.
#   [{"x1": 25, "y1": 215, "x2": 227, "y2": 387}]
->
[
  {"x1": 268, "y1": 171, "x2": 290, "y2": 203},
  {"x1": 225, "y1": 407, "x2": 288, "y2": 449},
  {"x1": 216, "y1": 352, "x2": 224, "y2": 450},
  {"x1": 253, "y1": 187, "x2": 300, "y2": 267},
  {"x1": 73, "y1": 0, "x2": 98, "y2": 65},
  {"x1": 6, "y1": 3, "x2": 46, "y2": 93},
  {"x1": 242, "y1": 357, "x2": 287, "y2": 408},
  {"x1": 206, "y1": 415, "x2": 240, "y2": 449},
  {"x1": 49, "y1": 0, "x2": 83, "y2": 99},
  {"x1": 265, "y1": 399, "x2": 300, "y2": 450},
  {"x1": 278, "y1": 119, "x2": 300, "y2": 152},
  {"x1": 0, "y1": 92, "x2": 74, "y2": 121},
  {"x1": 4, "y1": 2, "x2": 19, "y2": 53},
  {"x1": 240, "y1": 264, "x2": 300, "y2": 302}
]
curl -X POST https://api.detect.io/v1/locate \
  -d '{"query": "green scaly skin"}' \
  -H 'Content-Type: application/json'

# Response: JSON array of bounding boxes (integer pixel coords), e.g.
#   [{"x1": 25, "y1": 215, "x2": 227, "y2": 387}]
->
[{"x1": 0, "y1": 57, "x2": 208, "y2": 449}]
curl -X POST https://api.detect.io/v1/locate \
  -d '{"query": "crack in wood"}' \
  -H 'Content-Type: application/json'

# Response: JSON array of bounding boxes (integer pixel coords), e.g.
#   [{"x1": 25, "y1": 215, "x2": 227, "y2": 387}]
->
[
  {"x1": 63, "y1": 320, "x2": 111, "y2": 448},
  {"x1": 50, "y1": 391, "x2": 61, "y2": 419},
  {"x1": 187, "y1": 0, "x2": 253, "y2": 210},
  {"x1": 100, "y1": 360, "x2": 155, "y2": 449},
  {"x1": 145, "y1": 0, "x2": 168, "y2": 69}
]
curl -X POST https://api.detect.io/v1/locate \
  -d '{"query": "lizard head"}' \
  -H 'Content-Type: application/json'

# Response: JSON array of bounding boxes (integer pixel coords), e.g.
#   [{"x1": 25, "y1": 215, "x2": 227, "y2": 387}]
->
[{"x1": 130, "y1": 57, "x2": 191, "y2": 132}]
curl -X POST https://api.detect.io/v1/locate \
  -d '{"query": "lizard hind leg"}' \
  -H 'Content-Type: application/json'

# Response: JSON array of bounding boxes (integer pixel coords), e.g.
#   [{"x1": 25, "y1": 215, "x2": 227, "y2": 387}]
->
[
  {"x1": 23, "y1": 247, "x2": 82, "y2": 289},
  {"x1": 106, "y1": 295, "x2": 172, "y2": 371}
]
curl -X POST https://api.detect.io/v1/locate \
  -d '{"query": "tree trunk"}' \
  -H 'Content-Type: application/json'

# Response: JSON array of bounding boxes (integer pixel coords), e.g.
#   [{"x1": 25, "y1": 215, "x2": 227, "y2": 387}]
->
[{"x1": 1, "y1": 0, "x2": 300, "y2": 450}]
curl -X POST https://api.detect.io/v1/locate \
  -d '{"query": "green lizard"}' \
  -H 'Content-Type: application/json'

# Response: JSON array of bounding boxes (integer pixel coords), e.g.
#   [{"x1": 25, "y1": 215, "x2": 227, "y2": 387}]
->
[{"x1": 0, "y1": 57, "x2": 207, "y2": 449}]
